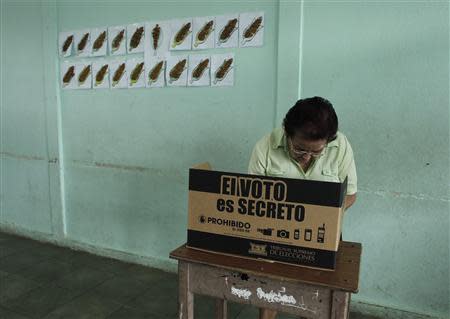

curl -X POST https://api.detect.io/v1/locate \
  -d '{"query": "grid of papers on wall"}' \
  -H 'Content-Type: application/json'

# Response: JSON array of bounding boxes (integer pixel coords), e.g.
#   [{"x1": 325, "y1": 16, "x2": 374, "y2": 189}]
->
[{"x1": 59, "y1": 12, "x2": 264, "y2": 89}]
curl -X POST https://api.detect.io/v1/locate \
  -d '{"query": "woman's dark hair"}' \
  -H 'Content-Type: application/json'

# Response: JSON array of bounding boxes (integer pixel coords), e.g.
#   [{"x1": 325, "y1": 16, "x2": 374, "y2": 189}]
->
[{"x1": 283, "y1": 96, "x2": 338, "y2": 142}]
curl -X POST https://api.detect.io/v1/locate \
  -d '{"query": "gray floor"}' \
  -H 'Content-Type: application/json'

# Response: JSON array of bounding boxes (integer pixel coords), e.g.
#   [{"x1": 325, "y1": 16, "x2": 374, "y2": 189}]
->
[{"x1": 0, "y1": 232, "x2": 376, "y2": 319}]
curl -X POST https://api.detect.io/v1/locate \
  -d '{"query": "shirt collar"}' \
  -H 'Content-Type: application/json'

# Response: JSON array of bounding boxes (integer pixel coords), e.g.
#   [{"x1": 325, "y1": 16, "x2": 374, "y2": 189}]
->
[{"x1": 271, "y1": 128, "x2": 285, "y2": 149}]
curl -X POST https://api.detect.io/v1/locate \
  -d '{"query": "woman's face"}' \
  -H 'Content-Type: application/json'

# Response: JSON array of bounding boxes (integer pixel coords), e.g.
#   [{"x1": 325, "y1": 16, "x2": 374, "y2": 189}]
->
[{"x1": 287, "y1": 133, "x2": 327, "y2": 166}]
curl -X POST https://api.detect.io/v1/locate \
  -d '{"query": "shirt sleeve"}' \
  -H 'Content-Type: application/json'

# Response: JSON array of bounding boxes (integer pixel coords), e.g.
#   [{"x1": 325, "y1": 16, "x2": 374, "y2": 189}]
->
[
  {"x1": 338, "y1": 136, "x2": 357, "y2": 195},
  {"x1": 248, "y1": 140, "x2": 267, "y2": 175}
]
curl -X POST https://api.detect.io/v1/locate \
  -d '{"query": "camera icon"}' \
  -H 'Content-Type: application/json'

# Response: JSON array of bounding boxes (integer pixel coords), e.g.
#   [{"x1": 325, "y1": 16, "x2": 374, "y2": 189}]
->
[{"x1": 277, "y1": 229, "x2": 290, "y2": 239}]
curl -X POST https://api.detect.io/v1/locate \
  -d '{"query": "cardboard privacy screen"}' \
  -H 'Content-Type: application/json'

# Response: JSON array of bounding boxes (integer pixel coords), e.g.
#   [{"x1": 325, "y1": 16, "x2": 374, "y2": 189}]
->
[{"x1": 187, "y1": 163, "x2": 347, "y2": 270}]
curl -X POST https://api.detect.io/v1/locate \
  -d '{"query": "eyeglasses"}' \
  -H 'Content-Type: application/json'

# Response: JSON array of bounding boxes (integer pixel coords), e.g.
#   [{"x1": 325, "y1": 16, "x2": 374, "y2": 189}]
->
[{"x1": 287, "y1": 137, "x2": 326, "y2": 159}]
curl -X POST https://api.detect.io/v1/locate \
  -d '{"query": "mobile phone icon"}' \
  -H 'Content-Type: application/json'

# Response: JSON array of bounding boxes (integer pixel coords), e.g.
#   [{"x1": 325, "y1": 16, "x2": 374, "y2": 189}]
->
[
  {"x1": 304, "y1": 229, "x2": 312, "y2": 241},
  {"x1": 317, "y1": 224, "x2": 325, "y2": 243}
]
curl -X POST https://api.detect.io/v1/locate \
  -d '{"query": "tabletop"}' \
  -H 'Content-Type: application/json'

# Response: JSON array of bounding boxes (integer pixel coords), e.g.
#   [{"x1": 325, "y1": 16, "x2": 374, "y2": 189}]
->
[{"x1": 170, "y1": 241, "x2": 362, "y2": 293}]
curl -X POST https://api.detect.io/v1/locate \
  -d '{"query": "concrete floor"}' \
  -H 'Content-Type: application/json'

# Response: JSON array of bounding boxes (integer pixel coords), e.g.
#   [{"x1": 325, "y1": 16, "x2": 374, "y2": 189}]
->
[{"x1": 0, "y1": 231, "x2": 378, "y2": 319}]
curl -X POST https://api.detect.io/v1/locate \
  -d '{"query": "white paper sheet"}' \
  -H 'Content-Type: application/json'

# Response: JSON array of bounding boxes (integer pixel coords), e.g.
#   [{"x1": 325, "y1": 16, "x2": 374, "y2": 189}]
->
[
  {"x1": 192, "y1": 17, "x2": 215, "y2": 50},
  {"x1": 59, "y1": 31, "x2": 74, "y2": 57},
  {"x1": 92, "y1": 61, "x2": 110, "y2": 89},
  {"x1": 90, "y1": 27, "x2": 108, "y2": 57},
  {"x1": 144, "y1": 21, "x2": 170, "y2": 57},
  {"x1": 127, "y1": 58, "x2": 145, "y2": 88},
  {"x1": 215, "y1": 14, "x2": 239, "y2": 48},
  {"x1": 108, "y1": 25, "x2": 127, "y2": 56},
  {"x1": 76, "y1": 62, "x2": 92, "y2": 89},
  {"x1": 145, "y1": 56, "x2": 166, "y2": 88},
  {"x1": 166, "y1": 55, "x2": 188, "y2": 87},
  {"x1": 127, "y1": 23, "x2": 145, "y2": 54},
  {"x1": 211, "y1": 53, "x2": 234, "y2": 87},
  {"x1": 170, "y1": 19, "x2": 193, "y2": 51},
  {"x1": 188, "y1": 55, "x2": 210, "y2": 87},
  {"x1": 60, "y1": 62, "x2": 77, "y2": 89},
  {"x1": 239, "y1": 12, "x2": 264, "y2": 47},
  {"x1": 74, "y1": 29, "x2": 92, "y2": 57},
  {"x1": 109, "y1": 60, "x2": 128, "y2": 89}
]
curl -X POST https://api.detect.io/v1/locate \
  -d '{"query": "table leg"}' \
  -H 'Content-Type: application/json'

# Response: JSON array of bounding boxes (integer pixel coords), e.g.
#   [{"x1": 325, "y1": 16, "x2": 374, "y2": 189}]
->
[
  {"x1": 178, "y1": 261, "x2": 194, "y2": 319},
  {"x1": 347, "y1": 294, "x2": 351, "y2": 319},
  {"x1": 330, "y1": 290, "x2": 350, "y2": 319},
  {"x1": 215, "y1": 299, "x2": 227, "y2": 319}
]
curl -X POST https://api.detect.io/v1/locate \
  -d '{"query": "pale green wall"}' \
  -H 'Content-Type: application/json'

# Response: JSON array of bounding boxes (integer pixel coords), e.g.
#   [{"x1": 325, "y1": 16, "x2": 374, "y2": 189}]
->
[
  {"x1": 1, "y1": 0, "x2": 449, "y2": 318},
  {"x1": 1, "y1": 1, "x2": 60, "y2": 236},
  {"x1": 300, "y1": 2, "x2": 449, "y2": 317},
  {"x1": 57, "y1": 0, "x2": 281, "y2": 265}
]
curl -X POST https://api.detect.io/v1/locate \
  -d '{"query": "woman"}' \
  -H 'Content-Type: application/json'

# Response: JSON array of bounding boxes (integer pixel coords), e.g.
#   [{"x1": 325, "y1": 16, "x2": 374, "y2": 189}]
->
[{"x1": 248, "y1": 96, "x2": 357, "y2": 319}]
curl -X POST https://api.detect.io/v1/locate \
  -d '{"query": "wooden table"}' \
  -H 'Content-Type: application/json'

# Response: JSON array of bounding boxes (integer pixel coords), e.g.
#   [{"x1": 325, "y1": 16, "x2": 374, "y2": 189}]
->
[{"x1": 170, "y1": 242, "x2": 361, "y2": 319}]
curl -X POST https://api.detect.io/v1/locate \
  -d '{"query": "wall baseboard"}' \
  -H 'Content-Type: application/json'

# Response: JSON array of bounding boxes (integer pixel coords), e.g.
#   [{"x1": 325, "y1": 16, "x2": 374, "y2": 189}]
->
[
  {"x1": 350, "y1": 299, "x2": 444, "y2": 319},
  {"x1": 0, "y1": 223, "x2": 446, "y2": 319},
  {"x1": 0, "y1": 223, "x2": 178, "y2": 273}
]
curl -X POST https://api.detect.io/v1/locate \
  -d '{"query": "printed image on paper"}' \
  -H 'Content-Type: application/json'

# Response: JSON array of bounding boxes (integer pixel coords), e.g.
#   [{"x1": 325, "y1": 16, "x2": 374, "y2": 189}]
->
[
  {"x1": 76, "y1": 62, "x2": 92, "y2": 89},
  {"x1": 188, "y1": 55, "x2": 210, "y2": 87},
  {"x1": 127, "y1": 23, "x2": 145, "y2": 54},
  {"x1": 145, "y1": 56, "x2": 166, "y2": 88},
  {"x1": 144, "y1": 21, "x2": 170, "y2": 57},
  {"x1": 74, "y1": 29, "x2": 92, "y2": 57},
  {"x1": 59, "y1": 31, "x2": 74, "y2": 57},
  {"x1": 127, "y1": 58, "x2": 145, "y2": 88},
  {"x1": 239, "y1": 12, "x2": 264, "y2": 47},
  {"x1": 170, "y1": 19, "x2": 193, "y2": 51},
  {"x1": 90, "y1": 27, "x2": 108, "y2": 57},
  {"x1": 211, "y1": 53, "x2": 234, "y2": 87},
  {"x1": 109, "y1": 60, "x2": 128, "y2": 89},
  {"x1": 215, "y1": 14, "x2": 239, "y2": 48},
  {"x1": 192, "y1": 17, "x2": 215, "y2": 50},
  {"x1": 60, "y1": 62, "x2": 77, "y2": 89},
  {"x1": 166, "y1": 55, "x2": 188, "y2": 87},
  {"x1": 108, "y1": 25, "x2": 127, "y2": 56},
  {"x1": 92, "y1": 61, "x2": 110, "y2": 89}
]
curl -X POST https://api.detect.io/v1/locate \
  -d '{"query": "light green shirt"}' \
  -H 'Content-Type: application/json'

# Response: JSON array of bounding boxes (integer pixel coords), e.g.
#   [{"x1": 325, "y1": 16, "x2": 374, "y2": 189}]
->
[{"x1": 248, "y1": 128, "x2": 357, "y2": 195}]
